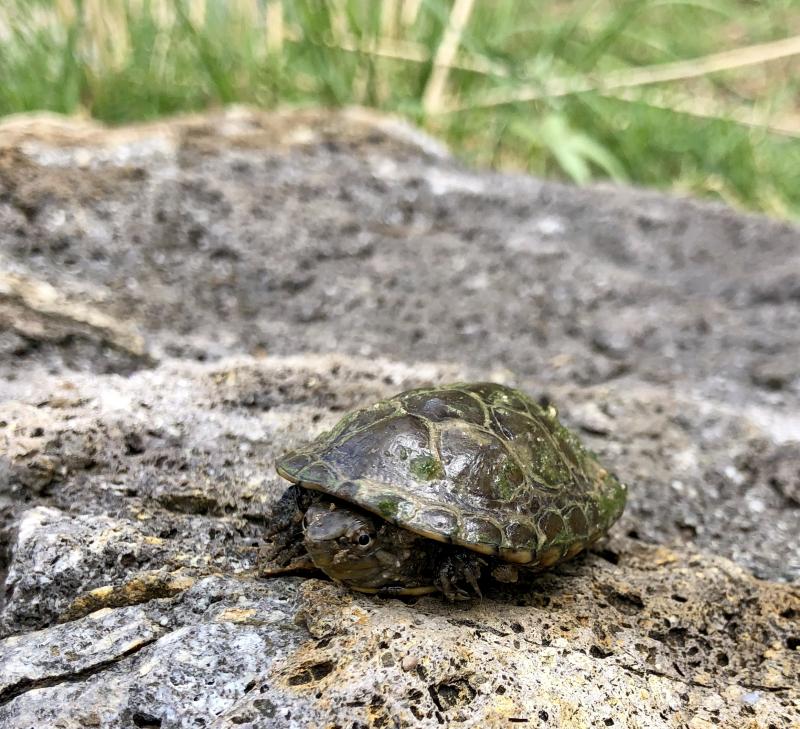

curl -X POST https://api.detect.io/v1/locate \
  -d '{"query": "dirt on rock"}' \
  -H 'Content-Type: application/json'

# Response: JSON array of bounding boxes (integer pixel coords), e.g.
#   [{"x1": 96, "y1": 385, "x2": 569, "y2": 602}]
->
[{"x1": 0, "y1": 108, "x2": 798, "y2": 727}]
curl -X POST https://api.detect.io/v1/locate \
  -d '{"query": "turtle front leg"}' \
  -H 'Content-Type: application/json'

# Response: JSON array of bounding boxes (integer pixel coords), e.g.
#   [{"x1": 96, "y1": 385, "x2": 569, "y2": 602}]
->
[
  {"x1": 434, "y1": 552, "x2": 486, "y2": 601},
  {"x1": 260, "y1": 485, "x2": 313, "y2": 569}
]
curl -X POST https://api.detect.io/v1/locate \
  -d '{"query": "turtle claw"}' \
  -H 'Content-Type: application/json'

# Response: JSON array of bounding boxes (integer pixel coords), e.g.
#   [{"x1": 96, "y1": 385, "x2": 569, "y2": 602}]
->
[
  {"x1": 435, "y1": 552, "x2": 485, "y2": 601},
  {"x1": 438, "y1": 574, "x2": 472, "y2": 602},
  {"x1": 465, "y1": 566, "x2": 483, "y2": 600}
]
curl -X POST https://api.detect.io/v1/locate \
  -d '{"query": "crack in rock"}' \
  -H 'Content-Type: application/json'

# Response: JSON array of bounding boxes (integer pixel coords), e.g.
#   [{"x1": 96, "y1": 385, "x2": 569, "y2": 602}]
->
[{"x1": 0, "y1": 633, "x2": 162, "y2": 706}]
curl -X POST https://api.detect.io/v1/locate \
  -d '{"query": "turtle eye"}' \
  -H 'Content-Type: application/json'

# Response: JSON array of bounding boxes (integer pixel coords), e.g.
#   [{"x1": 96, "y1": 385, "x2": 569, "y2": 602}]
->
[{"x1": 356, "y1": 532, "x2": 372, "y2": 547}]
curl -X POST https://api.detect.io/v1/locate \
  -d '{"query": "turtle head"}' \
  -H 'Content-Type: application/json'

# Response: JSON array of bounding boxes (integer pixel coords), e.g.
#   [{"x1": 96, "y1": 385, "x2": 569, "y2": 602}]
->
[{"x1": 302, "y1": 497, "x2": 435, "y2": 594}]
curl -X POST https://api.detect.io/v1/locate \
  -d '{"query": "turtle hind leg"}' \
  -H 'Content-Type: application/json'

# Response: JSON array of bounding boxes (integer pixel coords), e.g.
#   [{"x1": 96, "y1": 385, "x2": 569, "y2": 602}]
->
[
  {"x1": 434, "y1": 551, "x2": 486, "y2": 601},
  {"x1": 490, "y1": 563, "x2": 520, "y2": 583}
]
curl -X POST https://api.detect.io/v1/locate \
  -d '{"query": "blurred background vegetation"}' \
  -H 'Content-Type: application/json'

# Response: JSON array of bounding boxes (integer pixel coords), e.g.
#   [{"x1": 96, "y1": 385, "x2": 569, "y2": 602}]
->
[{"x1": 1, "y1": 0, "x2": 799, "y2": 217}]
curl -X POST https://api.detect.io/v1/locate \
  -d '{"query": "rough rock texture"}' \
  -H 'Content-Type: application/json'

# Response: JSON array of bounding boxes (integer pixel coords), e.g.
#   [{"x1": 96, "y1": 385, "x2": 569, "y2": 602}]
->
[{"x1": 0, "y1": 108, "x2": 799, "y2": 727}]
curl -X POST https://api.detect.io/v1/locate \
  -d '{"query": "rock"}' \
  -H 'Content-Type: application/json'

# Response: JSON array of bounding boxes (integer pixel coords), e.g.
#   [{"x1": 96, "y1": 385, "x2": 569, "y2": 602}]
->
[
  {"x1": 0, "y1": 604, "x2": 167, "y2": 703},
  {"x1": 0, "y1": 532, "x2": 798, "y2": 726},
  {"x1": 1, "y1": 108, "x2": 799, "y2": 406},
  {"x1": 750, "y1": 355, "x2": 799, "y2": 392},
  {"x1": 0, "y1": 576, "x2": 305, "y2": 728},
  {"x1": 567, "y1": 400, "x2": 615, "y2": 436},
  {"x1": 0, "y1": 109, "x2": 799, "y2": 726},
  {"x1": 737, "y1": 440, "x2": 800, "y2": 507},
  {"x1": 0, "y1": 354, "x2": 798, "y2": 726}
]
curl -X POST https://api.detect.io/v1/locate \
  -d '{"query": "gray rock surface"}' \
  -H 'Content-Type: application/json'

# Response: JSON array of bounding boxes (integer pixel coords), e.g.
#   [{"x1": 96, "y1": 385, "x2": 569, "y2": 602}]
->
[{"x1": 0, "y1": 109, "x2": 798, "y2": 727}]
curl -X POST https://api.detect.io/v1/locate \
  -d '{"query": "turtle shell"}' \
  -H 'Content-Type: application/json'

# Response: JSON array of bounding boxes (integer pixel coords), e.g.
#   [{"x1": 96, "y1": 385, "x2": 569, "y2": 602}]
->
[{"x1": 276, "y1": 383, "x2": 626, "y2": 567}]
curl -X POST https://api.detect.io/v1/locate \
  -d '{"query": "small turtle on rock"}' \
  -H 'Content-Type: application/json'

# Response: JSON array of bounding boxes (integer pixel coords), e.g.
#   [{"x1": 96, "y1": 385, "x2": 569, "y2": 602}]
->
[{"x1": 270, "y1": 383, "x2": 626, "y2": 600}]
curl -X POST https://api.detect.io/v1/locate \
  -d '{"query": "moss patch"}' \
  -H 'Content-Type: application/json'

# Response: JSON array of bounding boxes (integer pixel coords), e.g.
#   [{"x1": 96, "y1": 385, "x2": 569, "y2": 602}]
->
[{"x1": 410, "y1": 455, "x2": 444, "y2": 481}]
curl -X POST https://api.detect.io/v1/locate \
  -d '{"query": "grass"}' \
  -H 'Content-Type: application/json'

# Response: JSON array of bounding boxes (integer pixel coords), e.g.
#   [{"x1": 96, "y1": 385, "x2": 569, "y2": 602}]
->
[{"x1": 1, "y1": 0, "x2": 799, "y2": 217}]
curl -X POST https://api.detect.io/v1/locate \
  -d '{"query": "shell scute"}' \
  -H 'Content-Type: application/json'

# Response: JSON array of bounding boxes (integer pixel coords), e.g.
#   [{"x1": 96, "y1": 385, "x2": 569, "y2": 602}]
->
[
  {"x1": 295, "y1": 461, "x2": 338, "y2": 490},
  {"x1": 418, "y1": 507, "x2": 460, "y2": 536},
  {"x1": 459, "y1": 382, "x2": 513, "y2": 406},
  {"x1": 539, "y1": 510, "x2": 565, "y2": 543},
  {"x1": 325, "y1": 400, "x2": 400, "y2": 445},
  {"x1": 438, "y1": 424, "x2": 522, "y2": 505},
  {"x1": 401, "y1": 388, "x2": 487, "y2": 425},
  {"x1": 566, "y1": 506, "x2": 589, "y2": 538},
  {"x1": 488, "y1": 406, "x2": 533, "y2": 441},
  {"x1": 461, "y1": 516, "x2": 504, "y2": 550},
  {"x1": 325, "y1": 414, "x2": 431, "y2": 489},
  {"x1": 505, "y1": 520, "x2": 537, "y2": 549}
]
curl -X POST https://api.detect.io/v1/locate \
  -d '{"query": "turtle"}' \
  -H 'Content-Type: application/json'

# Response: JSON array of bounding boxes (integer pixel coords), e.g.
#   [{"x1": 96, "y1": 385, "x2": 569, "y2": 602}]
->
[{"x1": 271, "y1": 382, "x2": 626, "y2": 600}]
